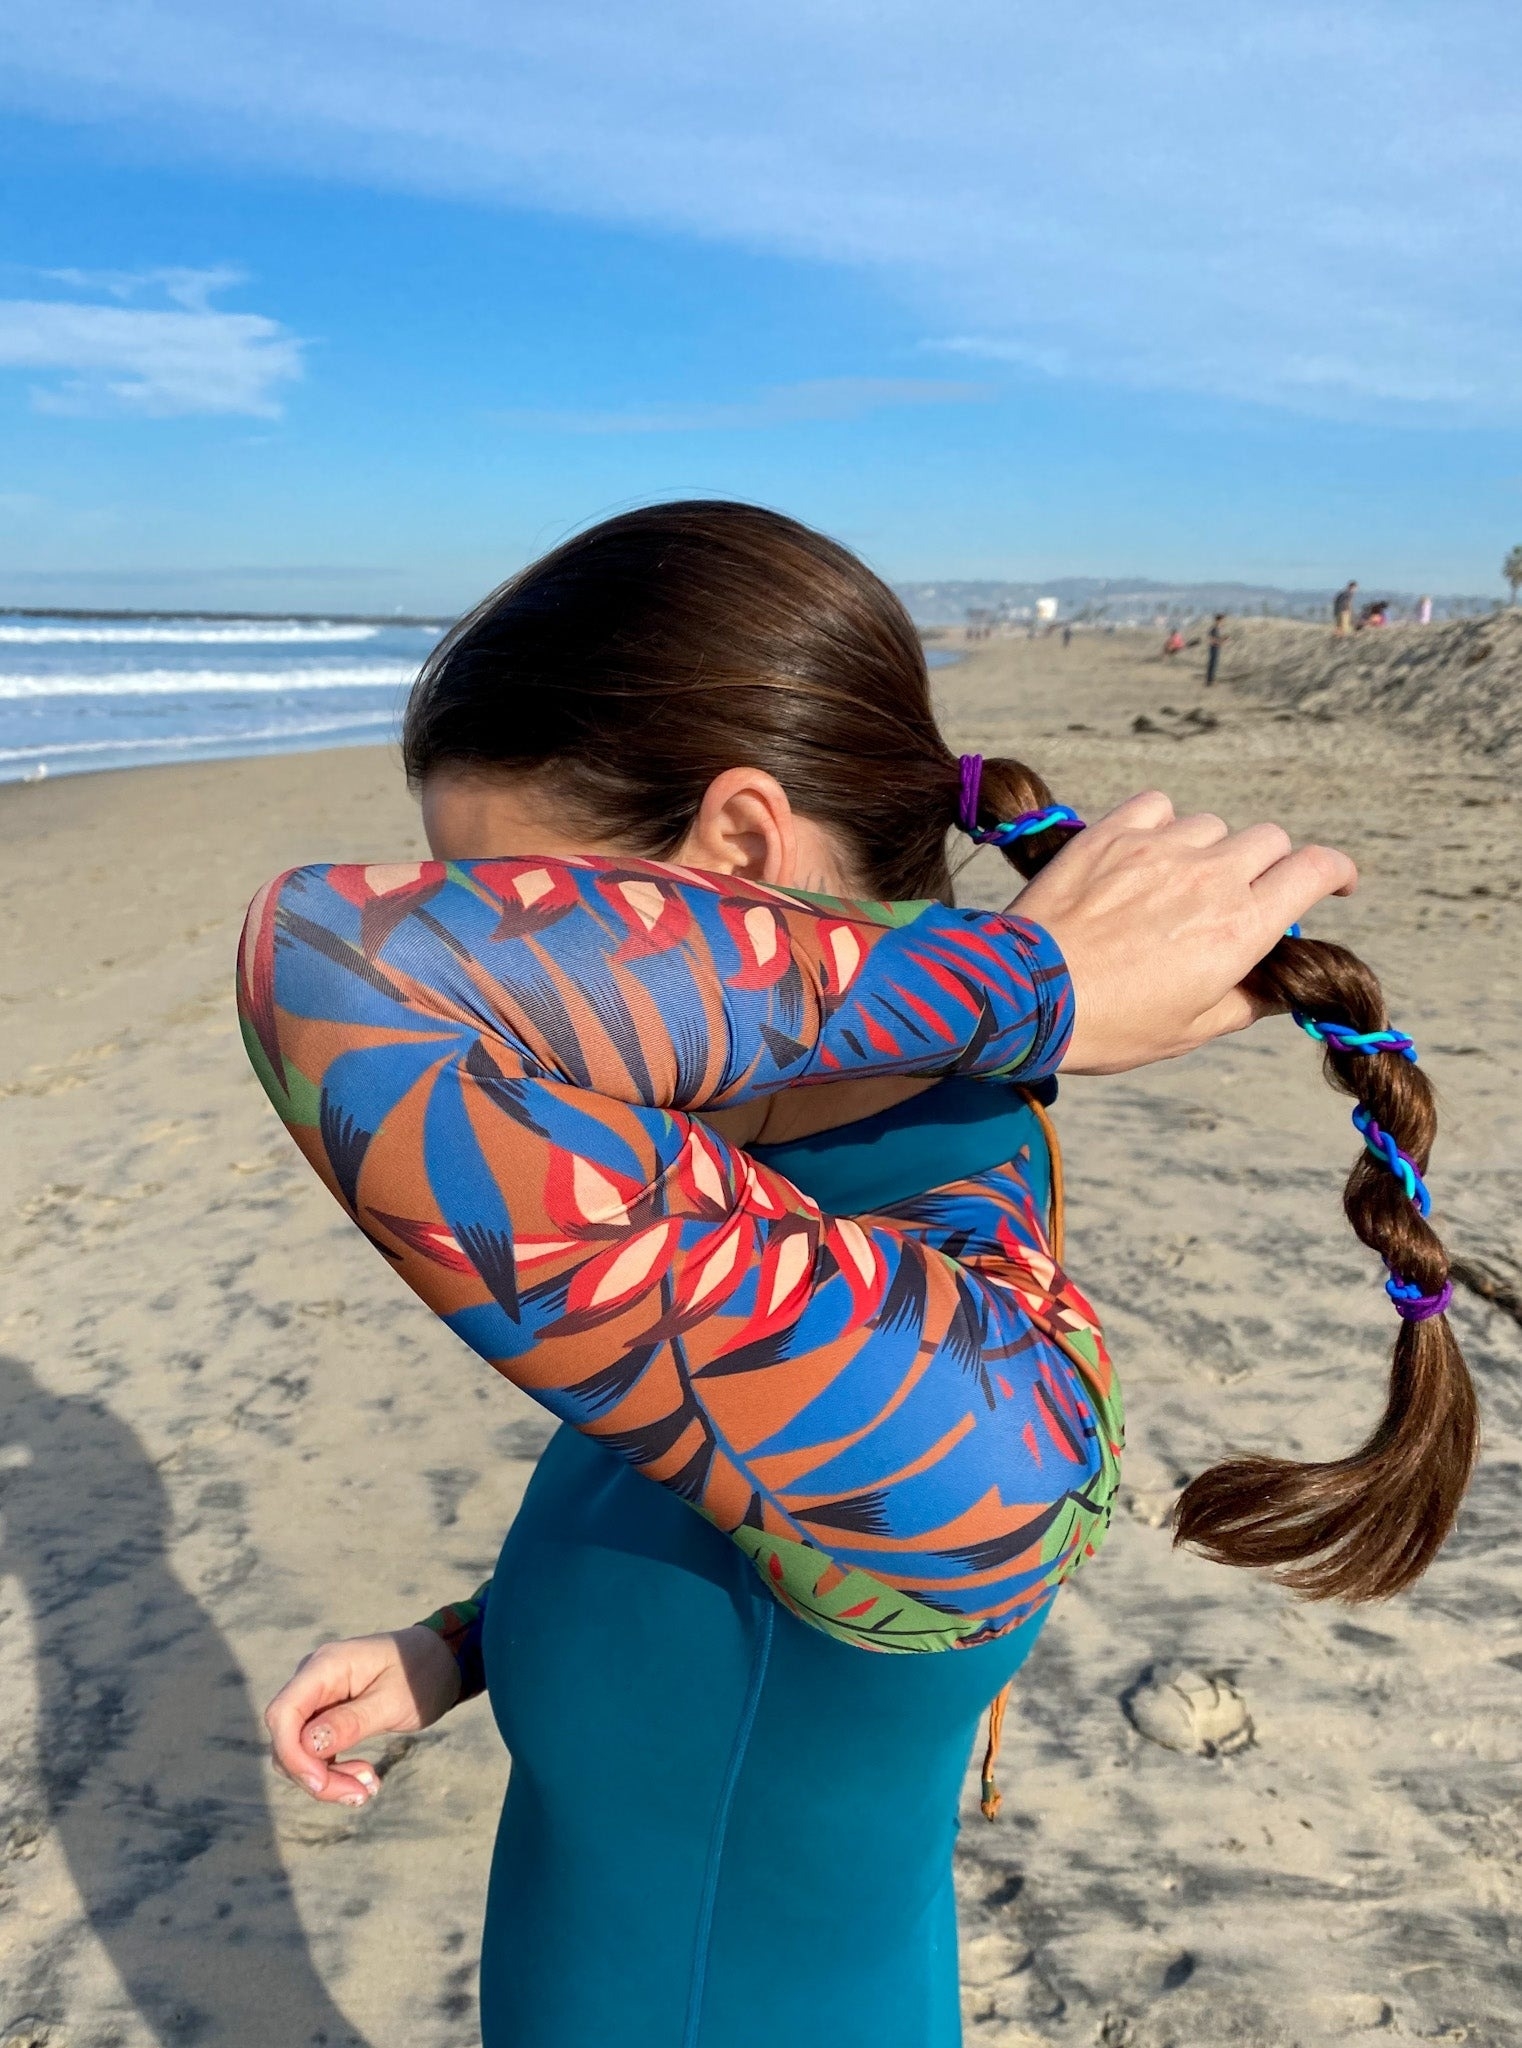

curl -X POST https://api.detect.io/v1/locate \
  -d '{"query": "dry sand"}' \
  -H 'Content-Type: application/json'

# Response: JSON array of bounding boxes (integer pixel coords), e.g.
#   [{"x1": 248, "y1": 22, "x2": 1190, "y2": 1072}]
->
[{"x1": 1, "y1": 628, "x2": 1519, "y2": 2048}]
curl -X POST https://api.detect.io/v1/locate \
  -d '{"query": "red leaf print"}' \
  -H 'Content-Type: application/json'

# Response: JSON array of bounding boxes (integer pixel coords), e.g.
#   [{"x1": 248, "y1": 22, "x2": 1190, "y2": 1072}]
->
[
  {"x1": 542, "y1": 1146, "x2": 648, "y2": 1234},
  {"x1": 327, "y1": 863, "x2": 446, "y2": 956},
  {"x1": 473, "y1": 860, "x2": 581, "y2": 941},
  {"x1": 718, "y1": 901, "x2": 794, "y2": 989},
  {"x1": 598, "y1": 876, "x2": 694, "y2": 960}
]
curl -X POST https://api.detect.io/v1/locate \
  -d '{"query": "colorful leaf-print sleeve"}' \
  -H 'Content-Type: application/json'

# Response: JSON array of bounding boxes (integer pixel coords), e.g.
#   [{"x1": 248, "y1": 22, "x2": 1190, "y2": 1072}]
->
[{"x1": 239, "y1": 855, "x2": 1121, "y2": 1652}]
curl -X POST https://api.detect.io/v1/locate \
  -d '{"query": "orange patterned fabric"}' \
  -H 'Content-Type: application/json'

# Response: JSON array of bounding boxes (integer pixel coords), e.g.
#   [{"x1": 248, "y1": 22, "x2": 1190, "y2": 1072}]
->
[{"x1": 239, "y1": 855, "x2": 1122, "y2": 1652}]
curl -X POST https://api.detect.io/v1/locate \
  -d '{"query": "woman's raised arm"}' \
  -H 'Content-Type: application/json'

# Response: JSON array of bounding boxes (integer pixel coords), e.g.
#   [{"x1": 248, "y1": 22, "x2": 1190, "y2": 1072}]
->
[{"x1": 238, "y1": 854, "x2": 1118, "y2": 1652}]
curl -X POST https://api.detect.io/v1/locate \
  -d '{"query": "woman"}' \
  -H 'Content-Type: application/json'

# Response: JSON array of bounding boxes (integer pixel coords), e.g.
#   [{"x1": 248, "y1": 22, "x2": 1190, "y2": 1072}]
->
[{"x1": 248, "y1": 503, "x2": 1474, "y2": 2046}]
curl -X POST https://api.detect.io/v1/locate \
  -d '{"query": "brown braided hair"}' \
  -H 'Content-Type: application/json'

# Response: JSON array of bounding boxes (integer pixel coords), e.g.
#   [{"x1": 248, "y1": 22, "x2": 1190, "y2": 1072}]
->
[
  {"x1": 965, "y1": 757, "x2": 1479, "y2": 1601},
  {"x1": 405, "y1": 499, "x2": 1479, "y2": 1602}
]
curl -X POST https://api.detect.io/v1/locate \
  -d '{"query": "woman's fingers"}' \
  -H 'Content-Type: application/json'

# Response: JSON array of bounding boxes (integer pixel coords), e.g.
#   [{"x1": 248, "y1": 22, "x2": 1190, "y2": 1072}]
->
[
  {"x1": 292, "y1": 1753, "x2": 383, "y2": 1807},
  {"x1": 265, "y1": 1645, "x2": 356, "y2": 1792},
  {"x1": 1092, "y1": 789, "x2": 1176, "y2": 833},
  {"x1": 318, "y1": 1759, "x2": 384, "y2": 1805},
  {"x1": 264, "y1": 1635, "x2": 414, "y2": 1804},
  {"x1": 302, "y1": 1696, "x2": 390, "y2": 1764},
  {"x1": 1165, "y1": 810, "x2": 1231, "y2": 849},
  {"x1": 1250, "y1": 841, "x2": 1360, "y2": 934},
  {"x1": 1218, "y1": 819, "x2": 1293, "y2": 877},
  {"x1": 1016, "y1": 789, "x2": 1358, "y2": 1073},
  {"x1": 1194, "y1": 983, "x2": 1284, "y2": 1042}
]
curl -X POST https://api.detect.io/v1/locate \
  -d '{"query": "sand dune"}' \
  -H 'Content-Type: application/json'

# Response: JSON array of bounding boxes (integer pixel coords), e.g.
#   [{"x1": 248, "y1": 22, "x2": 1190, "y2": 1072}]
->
[
  {"x1": 1, "y1": 632, "x2": 1519, "y2": 2047},
  {"x1": 1224, "y1": 610, "x2": 1522, "y2": 766}
]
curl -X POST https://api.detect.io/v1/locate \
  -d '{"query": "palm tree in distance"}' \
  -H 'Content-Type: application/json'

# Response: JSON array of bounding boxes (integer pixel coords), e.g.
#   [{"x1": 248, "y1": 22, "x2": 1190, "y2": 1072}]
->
[{"x1": 1505, "y1": 545, "x2": 1522, "y2": 605}]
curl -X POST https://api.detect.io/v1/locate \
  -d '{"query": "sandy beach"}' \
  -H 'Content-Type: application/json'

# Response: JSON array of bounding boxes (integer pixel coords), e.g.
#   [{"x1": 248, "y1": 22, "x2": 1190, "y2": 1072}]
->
[{"x1": 2, "y1": 628, "x2": 1519, "y2": 2048}]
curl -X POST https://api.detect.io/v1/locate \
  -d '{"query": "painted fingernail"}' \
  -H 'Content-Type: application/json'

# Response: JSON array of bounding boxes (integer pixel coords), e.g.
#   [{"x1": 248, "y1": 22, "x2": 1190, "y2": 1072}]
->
[
  {"x1": 341, "y1": 1793, "x2": 367, "y2": 1808},
  {"x1": 304, "y1": 1775, "x2": 324, "y2": 1793},
  {"x1": 309, "y1": 1726, "x2": 333, "y2": 1754},
  {"x1": 355, "y1": 1770, "x2": 377, "y2": 1790}
]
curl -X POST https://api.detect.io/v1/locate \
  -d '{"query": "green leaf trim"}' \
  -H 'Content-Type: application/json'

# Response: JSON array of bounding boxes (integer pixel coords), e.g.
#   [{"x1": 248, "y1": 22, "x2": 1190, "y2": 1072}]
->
[
  {"x1": 239, "y1": 1013, "x2": 321, "y2": 1129},
  {"x1": 777, "y1": 885, "x2": 934, "y2": 929},
  {"x1": 730, "y1": 1527, "x2": 979, "y2": 1654}
]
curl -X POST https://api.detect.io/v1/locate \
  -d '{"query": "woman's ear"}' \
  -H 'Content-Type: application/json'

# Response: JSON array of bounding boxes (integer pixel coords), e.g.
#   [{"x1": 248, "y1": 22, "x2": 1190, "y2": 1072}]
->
[{"x1": 678, "y1": 767, "x2": 799, "y2": 885}]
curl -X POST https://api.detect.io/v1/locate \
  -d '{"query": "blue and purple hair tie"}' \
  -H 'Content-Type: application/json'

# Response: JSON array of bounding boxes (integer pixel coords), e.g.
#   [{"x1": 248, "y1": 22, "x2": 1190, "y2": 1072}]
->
[
  {"x1": 1384, "y1": 1274, "x2": 1454, "y2": 1322},
  {"x1": 1351, "y1": 1104, "x2": 1432, "y2": 1215},
  {"x1": 1294, "y1": 1015, "x2": 1419, "y2": 1062},
  {"x1": 956, "y1": 755, "x2": 1082, "y2": 845}
]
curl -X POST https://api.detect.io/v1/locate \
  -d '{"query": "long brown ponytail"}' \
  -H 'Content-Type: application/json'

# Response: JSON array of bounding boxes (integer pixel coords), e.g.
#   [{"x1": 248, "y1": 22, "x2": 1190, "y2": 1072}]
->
[
  {"x1": 962, "y1": 753, "x2": 1480, "y2": 1601},
  {"x1": 406, "y1": 498, "x2": 1478, "y2": 1603},
  {"x1": 1173, "y1": 939, "x2": 1478, "y2": 1597}
]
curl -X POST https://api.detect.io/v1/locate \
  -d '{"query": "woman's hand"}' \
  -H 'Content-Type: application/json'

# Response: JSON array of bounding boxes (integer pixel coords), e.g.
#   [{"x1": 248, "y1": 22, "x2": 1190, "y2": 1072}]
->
[
  {"x1": 1016, "y1": 790, "x2": 1357, "y2": 1075},
  {"x1": 263, "y1": 1625, "x2": 463, "y2": 1807}
]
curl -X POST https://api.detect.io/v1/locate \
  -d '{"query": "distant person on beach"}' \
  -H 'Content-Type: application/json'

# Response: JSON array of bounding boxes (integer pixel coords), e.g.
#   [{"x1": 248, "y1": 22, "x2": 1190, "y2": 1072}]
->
[
  {"x1": 1418, "y1": 594, "x2": 1433, "y2": 625},
  {"x1": 1205, "y1": 612, "x2": 1227, "y2": 686},
  {"x1": 1163, "y1": 627, "x2": 1185, "y2": 658},
  {"x1": 1357, "y1": 599, "x2": 1390, "y2": 630},
  {"x1": 1062, "y1": 623, "x2": 1073, "y2": 648},
  {"x1": 1334, "y1": 580, "x2": 1358, "y2": 634},
  {"x1": 244, "y1": 503, "x2": 1477, "y2": 2048}
]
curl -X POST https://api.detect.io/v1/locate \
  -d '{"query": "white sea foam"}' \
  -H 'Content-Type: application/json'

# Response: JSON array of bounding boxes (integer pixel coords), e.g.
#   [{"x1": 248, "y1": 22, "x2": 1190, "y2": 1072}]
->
[
  {"x1": 0, "y1": 665, "x2": 419, "y2": 699},
  {"x1": 0, "y1": 710, "x2": 397, "y2": 764},
  {"x1": 0, "y1": 621, "x2": 430, "y2": 645}
]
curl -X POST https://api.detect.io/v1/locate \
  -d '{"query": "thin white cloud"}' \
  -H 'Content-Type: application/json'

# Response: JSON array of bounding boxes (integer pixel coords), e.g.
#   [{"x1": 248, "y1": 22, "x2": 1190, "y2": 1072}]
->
[
  {"x1": 3, "y1": 2, "x2": 1520, "y2": 420},
  {"x1": 497, "y1": 378, "x2": 994, "y2": 434},
  {"x1": 0, "y1": 270, "x2": 301, "y2": 416},
  {"x1": 44, "y1": 264, "x2": 248, "y2": 312},
  {"x1": 933, "y1": 338, "x2": 1074, "y2": 381}
]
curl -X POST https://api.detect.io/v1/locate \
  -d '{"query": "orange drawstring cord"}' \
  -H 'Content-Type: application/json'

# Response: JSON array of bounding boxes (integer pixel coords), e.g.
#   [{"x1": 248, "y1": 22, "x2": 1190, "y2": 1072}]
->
[
  {"x1": 1020, "y1": 1086, "x2": 1066, "y2": 1262},
  {"x1": 980, "y1": 1681, "x2": 1013, "y2": 1820},
  {"x1": 979, "y1": 1093, "x2": 1066, "y2": 1822}
]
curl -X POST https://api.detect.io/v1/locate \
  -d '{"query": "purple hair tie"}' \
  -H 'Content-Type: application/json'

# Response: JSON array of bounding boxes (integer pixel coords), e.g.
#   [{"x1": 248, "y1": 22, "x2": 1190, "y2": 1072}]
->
[
  {"x1": 957, "y1": 753, "x2": 985, "y2": 834},
  {"x1": 1385, "y1": 1275, "x2": 1453, "y2": 1322}
]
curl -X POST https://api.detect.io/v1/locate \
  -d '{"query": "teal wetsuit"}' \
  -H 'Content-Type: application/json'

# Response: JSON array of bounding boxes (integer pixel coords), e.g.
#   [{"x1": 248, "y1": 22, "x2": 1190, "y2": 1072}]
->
[{"x1": 477, "y1": 1080, "x2": 1057, "y2": 2047}]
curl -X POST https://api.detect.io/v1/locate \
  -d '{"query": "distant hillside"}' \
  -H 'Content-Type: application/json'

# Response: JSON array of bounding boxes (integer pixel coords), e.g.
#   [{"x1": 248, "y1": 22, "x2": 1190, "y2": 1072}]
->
[{"x1": 897, "y1": 578, "x2": 1494, "y2": 629}]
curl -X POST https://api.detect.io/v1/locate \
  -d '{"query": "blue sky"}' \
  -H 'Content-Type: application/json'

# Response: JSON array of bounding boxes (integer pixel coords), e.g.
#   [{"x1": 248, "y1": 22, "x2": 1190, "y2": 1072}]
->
[{"x1": 2, "y1": 1, "x2": 1519, "y2": 612}]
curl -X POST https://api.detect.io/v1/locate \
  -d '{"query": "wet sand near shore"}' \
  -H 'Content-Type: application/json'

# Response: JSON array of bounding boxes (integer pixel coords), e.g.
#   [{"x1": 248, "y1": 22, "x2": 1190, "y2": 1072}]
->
[{"x1": 2, "y1": 632, "x2": 1519, "y2": 2047}]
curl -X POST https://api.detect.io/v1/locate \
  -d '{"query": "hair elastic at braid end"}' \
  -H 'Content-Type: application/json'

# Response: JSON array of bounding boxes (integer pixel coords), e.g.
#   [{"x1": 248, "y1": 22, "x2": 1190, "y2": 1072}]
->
[{"x1": 1386, "y1": 1275, "x2": 1454, "y2": 1322}]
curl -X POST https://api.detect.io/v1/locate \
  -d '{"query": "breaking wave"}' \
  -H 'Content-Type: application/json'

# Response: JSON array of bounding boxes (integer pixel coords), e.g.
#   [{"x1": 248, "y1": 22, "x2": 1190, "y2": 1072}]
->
[
  {"x1": 0, "y1": 621, "x2": 437, "y2": 645},
  {"x1": 0, "y1": 666, "x2": 419, "y2": 699}
]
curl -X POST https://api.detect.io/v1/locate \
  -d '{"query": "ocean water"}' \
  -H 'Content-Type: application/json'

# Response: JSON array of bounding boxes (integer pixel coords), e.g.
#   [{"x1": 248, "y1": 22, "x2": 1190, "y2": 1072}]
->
[
  {"x1": 0, "y1": 614, "x2": 958, "y2": 784},
  {"x1": 0, "y1": 614, "x2": 446, "y2": 783}
]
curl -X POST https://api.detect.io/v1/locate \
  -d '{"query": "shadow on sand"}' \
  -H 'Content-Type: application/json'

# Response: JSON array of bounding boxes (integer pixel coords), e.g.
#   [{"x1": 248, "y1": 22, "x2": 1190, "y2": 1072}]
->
[{"x1": 0, "y1": 1354, "x2": 368, "y2": 2046}]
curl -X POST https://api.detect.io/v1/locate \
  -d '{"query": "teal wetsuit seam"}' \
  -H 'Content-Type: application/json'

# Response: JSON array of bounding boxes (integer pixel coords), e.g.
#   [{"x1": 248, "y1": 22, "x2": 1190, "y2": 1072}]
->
[{"x1": 682, "y1": 1597, "x2": 774, "y2": 2048}]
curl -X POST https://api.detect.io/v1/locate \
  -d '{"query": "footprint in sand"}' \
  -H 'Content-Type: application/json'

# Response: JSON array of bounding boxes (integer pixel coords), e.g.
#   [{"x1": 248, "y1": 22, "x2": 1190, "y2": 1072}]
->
[
  {"x1": 1124, "y1": 1663, "x2": 1254, "y2": 1757},
  {"x1": 1119, "y1": 1487, "x2": 1176, "y2": 1528}
]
